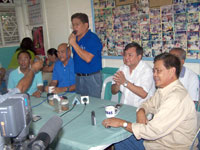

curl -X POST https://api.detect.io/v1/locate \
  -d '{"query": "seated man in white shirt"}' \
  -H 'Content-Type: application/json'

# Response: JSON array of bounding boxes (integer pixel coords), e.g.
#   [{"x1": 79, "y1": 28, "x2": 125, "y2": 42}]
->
[
  {"x1": 111, "y1": 42, "x2": 155, "y2": 107},
  {"x1": 170, "y1": 47, "x2": 199, "y2": 103}
]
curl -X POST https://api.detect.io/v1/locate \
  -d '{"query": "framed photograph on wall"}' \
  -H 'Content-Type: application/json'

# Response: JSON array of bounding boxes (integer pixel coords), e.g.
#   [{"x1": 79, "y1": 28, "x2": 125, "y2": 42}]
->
[{"x1": 115, "y1": 0, "x2": 134, "y2": 6}]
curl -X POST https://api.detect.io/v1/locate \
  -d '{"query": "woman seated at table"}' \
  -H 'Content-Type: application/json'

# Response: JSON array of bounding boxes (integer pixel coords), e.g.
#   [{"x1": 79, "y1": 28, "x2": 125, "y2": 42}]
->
[
  {"x1": 42, "y1": 48, "x2": 58, "y2": 86},
  {"x1": 43, "y1": 48, "x2": 58, "y2": 72}
]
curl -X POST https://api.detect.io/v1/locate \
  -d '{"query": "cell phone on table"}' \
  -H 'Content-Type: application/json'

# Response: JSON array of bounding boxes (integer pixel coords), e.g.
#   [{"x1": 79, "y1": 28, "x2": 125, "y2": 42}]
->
[{"x1": 32, "y1": 115, "x2": 42, "y2": 122}]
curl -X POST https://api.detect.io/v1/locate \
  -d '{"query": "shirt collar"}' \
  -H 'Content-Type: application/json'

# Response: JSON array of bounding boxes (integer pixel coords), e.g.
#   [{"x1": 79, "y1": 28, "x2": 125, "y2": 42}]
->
[
  {"x1": 134, "y1": 60, "x2": 143, "y2": 72},
  {"x1": 17, "y1": 66, "x2": 31, "y2": 74},
  {"x1": 124, "y1": 60, "x2": 143, "y2": 74},
  {"x1": 76, "y1": 29, "x2": 90, "y2": 42},
  {"x1": 157, "y1": 80, "x2": 180, "y2": 96},
  {"x1": 17, "y1": 67, "x2": 22, "y2": 74},
  {"x1": 179, "y1": 66, "x2": 185, "y2": 78}
]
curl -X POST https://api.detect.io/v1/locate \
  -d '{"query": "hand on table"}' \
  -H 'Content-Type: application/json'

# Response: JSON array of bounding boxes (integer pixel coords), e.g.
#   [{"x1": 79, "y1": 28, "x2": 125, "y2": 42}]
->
[
  {"x1": 32, "y1": 90, "x2": 42, "y2": 98},
  {"x1": 102, "y1": 118, "x2": 124, "y2": 128}
]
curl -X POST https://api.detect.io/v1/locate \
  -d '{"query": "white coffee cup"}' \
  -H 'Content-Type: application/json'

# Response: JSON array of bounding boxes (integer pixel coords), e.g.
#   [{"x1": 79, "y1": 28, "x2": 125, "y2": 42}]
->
[
  {"x1": 105, "y1": 105, "x2": 119, "y2": 118},
  {"x1": 48, "y1": 86, "x2": 55, "y2": 93}
]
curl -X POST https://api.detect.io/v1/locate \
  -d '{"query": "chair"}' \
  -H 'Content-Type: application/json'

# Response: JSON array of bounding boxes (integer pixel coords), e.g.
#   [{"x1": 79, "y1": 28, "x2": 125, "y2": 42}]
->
[
  {"x1": 190, "y1": 111, "x2": 200, "y2": 150},
  {"x1": 101, "y1": 76, "x2": 119, "y2": 103}
]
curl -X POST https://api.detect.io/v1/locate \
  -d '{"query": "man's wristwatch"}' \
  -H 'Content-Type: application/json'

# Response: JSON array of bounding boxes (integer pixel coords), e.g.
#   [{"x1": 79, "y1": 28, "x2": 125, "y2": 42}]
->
[
  {"x1": 123, "y1": 80, "x2": 128, "y2": 87},
  {"x1": 123, "y1": 122, "x2": 128, "y2": 128}
]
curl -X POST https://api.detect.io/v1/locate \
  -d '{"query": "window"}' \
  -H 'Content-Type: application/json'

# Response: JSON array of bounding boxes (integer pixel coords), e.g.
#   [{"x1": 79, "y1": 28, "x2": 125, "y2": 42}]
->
[{"x1": 0, "y1": 3, "x2": 20, "y2": 46}]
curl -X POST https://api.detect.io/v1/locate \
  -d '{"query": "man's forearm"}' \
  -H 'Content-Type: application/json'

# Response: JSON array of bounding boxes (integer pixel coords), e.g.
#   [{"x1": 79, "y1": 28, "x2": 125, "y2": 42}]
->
[
  {"x1": 16, "y1": 69, "x2": 35, "y2": 93},
  {"x1": 60, "y1": 84, "x2": 76, "y2": 92},
  {"x1": 126, "y1": 81, "x2": 148, "y2": 99},
  {"x1": 72, "y1": 43, "x2": 94, "y2": 63},
  {"x1": 68, "y1": 84, "x2": 75, "y2": 92}
]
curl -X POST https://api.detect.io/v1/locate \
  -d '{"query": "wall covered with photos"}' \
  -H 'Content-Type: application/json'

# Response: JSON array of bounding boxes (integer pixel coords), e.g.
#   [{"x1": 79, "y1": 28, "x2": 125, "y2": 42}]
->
[{"x1": 93, "y1": 0, "x2": 200, "y2": 59}]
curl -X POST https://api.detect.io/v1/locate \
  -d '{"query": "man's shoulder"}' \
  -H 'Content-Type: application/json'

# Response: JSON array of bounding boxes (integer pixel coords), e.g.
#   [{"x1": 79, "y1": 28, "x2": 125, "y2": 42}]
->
[
  {"x1": 185, "y1": 67, "x2": 197, "y2": 75},
  {"x1": 54, "y1": 60, "x2": 62, "y2": 67},
  {"x1": 140, "y1": 60, "x2": 152, "y2": 68},
  {"x1": 10, "y1": 68, "x2": 19, "y2": 76},
  {"x1": 164, "y1": 80, "x2": 188, "y2": 99},
  {"x1": 138, "y1": 61, "x2": 153, "y2": 73},
  {"x1": 87, "y1": 30, "x2": 100, "y2": 40},
  {"x1": 35, "y1": 71, "x2": 42, "y2": 77},
  {"x1": 184, "y1": 67, "x2": 198, "y2": 79}
]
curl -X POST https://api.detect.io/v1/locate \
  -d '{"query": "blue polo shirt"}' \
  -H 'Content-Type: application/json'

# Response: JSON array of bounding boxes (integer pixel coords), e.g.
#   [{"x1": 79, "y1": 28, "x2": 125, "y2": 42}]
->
[
  {"x1": 72, "y1": 29, "x2": 102, "y2": 74},
  {"x1": 52, "y1": 57, "x2": 75, "y2": 87}
]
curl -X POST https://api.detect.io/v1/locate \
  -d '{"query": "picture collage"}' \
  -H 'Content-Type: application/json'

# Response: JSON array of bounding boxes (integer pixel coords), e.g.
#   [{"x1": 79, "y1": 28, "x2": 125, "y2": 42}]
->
[{"x1": 93, "y1": 0, "x2": 200, "y2": 59}]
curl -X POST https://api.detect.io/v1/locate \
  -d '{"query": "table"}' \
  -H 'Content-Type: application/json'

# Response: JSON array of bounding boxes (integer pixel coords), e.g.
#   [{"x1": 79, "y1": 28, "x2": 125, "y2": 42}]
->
[{"x1": 30, "y1": 93, "x2": 137, "y2": 150}]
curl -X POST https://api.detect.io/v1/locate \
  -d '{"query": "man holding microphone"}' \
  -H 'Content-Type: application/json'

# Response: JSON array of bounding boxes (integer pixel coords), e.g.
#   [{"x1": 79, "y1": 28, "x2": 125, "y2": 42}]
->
[{"x1": 68, "y1": 13, "x2": 103, "y2": 98}]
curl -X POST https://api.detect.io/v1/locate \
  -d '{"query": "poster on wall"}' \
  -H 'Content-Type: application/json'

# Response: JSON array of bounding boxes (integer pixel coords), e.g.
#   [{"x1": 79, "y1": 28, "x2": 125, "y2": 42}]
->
[
  {"x1": 27, "y1": 0, "x2": 42, "y2": 25},
  {"x1": 32, "y1": 26, "x2": 45, "y2": 55},
  {"x1": 93, "y1": 0, "x2": 200, "y2": 59}
]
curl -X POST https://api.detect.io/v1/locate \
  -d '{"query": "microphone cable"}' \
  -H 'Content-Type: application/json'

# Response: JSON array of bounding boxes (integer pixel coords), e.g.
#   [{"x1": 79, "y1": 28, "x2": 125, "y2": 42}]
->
[
  {"x1": 31, "y1": 97, "x2": 48, "y2": 108},
  {"x1": 59, "y1": 100, "x2": 77, "y2": 117},
  {"x1": 62, "y1": 103, "x2": 87, "y2": 128}
]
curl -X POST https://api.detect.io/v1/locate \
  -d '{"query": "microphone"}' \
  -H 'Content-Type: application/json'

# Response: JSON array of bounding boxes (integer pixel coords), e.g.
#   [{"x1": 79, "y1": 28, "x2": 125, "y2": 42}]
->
[
  {"x1": 72, "y1": 30, "x2": 77, "y2": 34},
  {"x1": 66, "y1": 31, "x2": 77, "y2": 48},
  {"x1": 91, "y1": 111, "x2": 96, "y2": 126},
  {"x1": 30, "y1": 116, "x2": 63, "y2": 150}
]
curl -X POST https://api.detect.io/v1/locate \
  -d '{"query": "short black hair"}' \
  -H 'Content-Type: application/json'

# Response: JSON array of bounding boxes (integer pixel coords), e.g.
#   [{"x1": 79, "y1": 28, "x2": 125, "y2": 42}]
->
[
  {"x1": 17, "y1": 50, "x2": 31, "y2": 60},
  {"x1": 47, "y1": 48, "x2": 57, "y2": 57},
  {"x1": 170, "y1": 47, "x2": 186, "y2": 60},
  {"x1": 124, "y1": 42, "x2": 143, "y2": 57},
  {"x1": 20, "y1": 37, "x2": 35, "y2": 54},
  {"x1": 154, "y1": 52, "x2": 181, "y2": 78},
  {"x1": 71, "y1": 13, "x2": 89, "y2": 25}
]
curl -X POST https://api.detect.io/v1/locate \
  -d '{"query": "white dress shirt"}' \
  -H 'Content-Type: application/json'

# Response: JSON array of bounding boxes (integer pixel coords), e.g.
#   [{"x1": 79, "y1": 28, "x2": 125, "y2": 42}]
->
[
  {"x1": 179, "y1": 66, "x2": 199, "y2": 101},
  {"x1": 113, "y1": 60, "x2": 155, "y2": 107}
]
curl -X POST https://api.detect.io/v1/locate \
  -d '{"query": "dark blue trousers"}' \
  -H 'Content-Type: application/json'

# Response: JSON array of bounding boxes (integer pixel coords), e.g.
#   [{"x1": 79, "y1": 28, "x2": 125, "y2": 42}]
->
[{"x1": 114, "y1": 135, "x2": 145, "y2": 150}]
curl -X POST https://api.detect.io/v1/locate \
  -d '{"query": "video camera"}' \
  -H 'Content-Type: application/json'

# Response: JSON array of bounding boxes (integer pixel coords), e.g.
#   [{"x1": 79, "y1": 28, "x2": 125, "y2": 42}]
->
[
  {"x1": 0, "y1": 93, "x2": 62, "y2": 150},
  {"x1": 0, "y1": 94, "x2": 31, "y2": 139}
]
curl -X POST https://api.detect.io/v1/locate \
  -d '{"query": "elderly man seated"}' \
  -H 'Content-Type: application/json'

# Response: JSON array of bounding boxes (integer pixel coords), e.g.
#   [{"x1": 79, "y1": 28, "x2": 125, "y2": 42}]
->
[{"x1": 45, "y1": 43, "x2": 75, "y2": 93}]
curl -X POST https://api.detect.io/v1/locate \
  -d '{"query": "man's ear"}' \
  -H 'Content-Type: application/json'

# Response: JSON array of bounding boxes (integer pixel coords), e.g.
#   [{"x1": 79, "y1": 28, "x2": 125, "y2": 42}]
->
[
  {"x1": 169, "y1": 67, "x2": 176, "y2": 78},
  {"x1": 181, "y1": 59, "x2": 185, "y2": 66},
  {"x1": 84, "y1": 22, "x2": 89, "y2": 29},
  {"x1": 138, "y1": 54, "x2": 142, "y2": 60}
]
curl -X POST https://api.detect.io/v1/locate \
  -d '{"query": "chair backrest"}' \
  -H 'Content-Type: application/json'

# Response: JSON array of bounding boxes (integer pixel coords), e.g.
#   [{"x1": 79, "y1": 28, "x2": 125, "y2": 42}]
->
[
  {"x1": 101, "y1": 76, "x2": 119, "y2": 103},
  {"x1": 190, "y1": 111, "x2": 200, "y2": 150}
]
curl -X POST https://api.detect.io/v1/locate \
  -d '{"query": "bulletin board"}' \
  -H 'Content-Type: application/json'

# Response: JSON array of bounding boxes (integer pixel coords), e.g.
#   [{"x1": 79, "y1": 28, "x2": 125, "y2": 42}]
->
[
  {"x1": 92, "y1": 0, "x2": 200, "y2": 59},
  {"x1": 27, "y1": 0, "x2": 43, "y2": 25}
]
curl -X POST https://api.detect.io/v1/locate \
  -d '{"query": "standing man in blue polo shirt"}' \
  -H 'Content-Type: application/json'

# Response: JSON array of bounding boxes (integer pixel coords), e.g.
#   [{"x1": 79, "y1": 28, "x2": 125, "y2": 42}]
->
[
  {"x1": 68, "y1": 13, "x2": 103, "y2": 98},
  {"x1": 45, "y1": 43, "x2": 76, "y2": 93}
]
